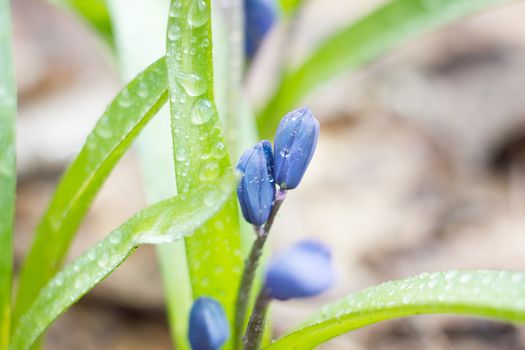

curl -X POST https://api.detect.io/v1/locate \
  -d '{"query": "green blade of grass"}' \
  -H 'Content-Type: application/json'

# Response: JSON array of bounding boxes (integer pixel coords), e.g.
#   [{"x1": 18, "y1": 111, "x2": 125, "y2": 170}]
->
[
  {"x1": 166, "y1": 1, "x2": 243, "y2": 349},
  {"x1": 0, "y1": 0, "x2": 17, "y2": 347},
  {"x1": 9, "y1": 175, "x2": 235, "y2": 350},
  {"x1": 266, "y1": 270, "x2": 525, "y2": 349},
  {"x1": 257, "y1": 0, "x2": 512, "y2": 138},
  {"x1": 279, "y1": 0, "x2": 305, "y2": 15},
  {"x1": 105, "y1": 1, "x2": 196, "y2": 348},
  {"x1": 47, "y1": 0, "x2": 114, "y2": 46},
  {"x1": 13, "y1": 57, "x2": 169, "y2": 326}
]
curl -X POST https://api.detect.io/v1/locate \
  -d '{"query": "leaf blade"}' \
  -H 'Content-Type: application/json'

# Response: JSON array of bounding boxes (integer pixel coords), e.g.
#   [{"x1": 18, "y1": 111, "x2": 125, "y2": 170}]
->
[
  {"x1": 0, "y1": 0, "x2": 17, "y2": 347},
  {"x1": 166, "y1": 1, "x2": 243, "y2": 348},
  {"x1": 9, "y1": 175, "x2": 235, "y2": 350},
  {"x1": 257, "y1": 0, "x2": 512, "y2": 137},
  {"x1": 13, "y1": 57, "x2": 169, "y2": 325},
  {"x1": 266, "y1": 270, "x2": 525, "y2": 349},
  {"x1": 47, "y1": 0, "x2": 114, "y2": 46}
]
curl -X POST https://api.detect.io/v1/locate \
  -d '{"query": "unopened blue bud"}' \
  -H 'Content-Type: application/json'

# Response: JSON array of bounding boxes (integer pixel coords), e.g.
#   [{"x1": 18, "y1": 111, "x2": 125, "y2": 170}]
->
[
  {"x1": 188, "y1": 297, "x2": 229, "y2": 350},
  {"x1": 264, "y1": 240, "x2": 334, "y2": 301},
  {"x1": 244, "y1": 0, "x2": 277, "y2": 59},
  {"x1": 236, "y1": 141, "x2": 276, "y2": 226},
  {"x1": 273, "y1": 107, "x2": 319, "y2": 190}
]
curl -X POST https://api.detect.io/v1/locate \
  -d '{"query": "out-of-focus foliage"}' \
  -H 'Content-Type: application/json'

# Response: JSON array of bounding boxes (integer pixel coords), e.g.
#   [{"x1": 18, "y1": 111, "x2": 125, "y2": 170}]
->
[
  {"x1": 10, "y1": 175, "x2": 236, "y2": 350},
  {"x1": 257, "y1": 0, "x2": 511, "y2": 138},
  {"x1": 0, "y1": 0, "x2": 17, "y2": 347},
  {"x1": 14, "y1": 58, "x2": 168, "y2": 325}
]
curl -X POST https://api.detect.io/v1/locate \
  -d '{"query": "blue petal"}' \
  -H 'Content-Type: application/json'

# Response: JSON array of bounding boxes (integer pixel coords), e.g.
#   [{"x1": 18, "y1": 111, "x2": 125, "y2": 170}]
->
[
  {"x1": 244, "y1": 0, "x2": 278, "y2": 59},
  {"x1": 236, "y1": 141, "x2": 276, "y2": 225},
  {"x1": 188, "y1": 297, "x2": 230, "y2": 350},
  {"x1": 265, "y1": 240, "x2": 334, "y2": 301},
  {"x1": 274, "y1": 107, "x2": 319, "y2": 190}
]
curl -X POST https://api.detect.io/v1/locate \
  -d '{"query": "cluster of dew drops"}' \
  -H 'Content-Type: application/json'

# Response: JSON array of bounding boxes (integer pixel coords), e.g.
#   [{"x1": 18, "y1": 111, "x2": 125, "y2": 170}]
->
[{"x1": 165, "y1": 0, "x2": 228, "y2": 196}]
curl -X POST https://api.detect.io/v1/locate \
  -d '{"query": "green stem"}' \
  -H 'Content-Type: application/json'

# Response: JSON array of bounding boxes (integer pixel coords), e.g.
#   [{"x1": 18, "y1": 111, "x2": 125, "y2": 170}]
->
[
  {"x1": 243, "y1": 289, "x2": 271, "y2": 350},
  {"x1": 234, "y1": 189, "x2": 286, "y2": 349}
]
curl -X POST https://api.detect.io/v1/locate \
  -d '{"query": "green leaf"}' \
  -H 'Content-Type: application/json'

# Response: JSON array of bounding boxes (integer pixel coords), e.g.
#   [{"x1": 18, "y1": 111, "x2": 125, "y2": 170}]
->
[
  {"x1": 166, "y1": 1, "x2": 243, "y2": 349},
  {"x1": 47, "y1": 0, "x2": 114, "y2": 46},
  {"x1": 105, "y1": 1, "x2": 196, "y2": 348},
  {"x1": 266, "y1": 270, "x2": 525, "y2": 349},
  {"x1": 13, "y1": 57, "x2": 169, "y2": 326},
  {"x1": 0, "y1": 0, "x2": 17, "y2": 347},
  {"x1": 257, "y1": 0, "x2": 511, "y2": 138},
  {"x1": 279, "y1": 0, "x2": 304, "y2": 15},
  {"x1": 9, "y1": 175, "x2": 236, "y2": 350}
]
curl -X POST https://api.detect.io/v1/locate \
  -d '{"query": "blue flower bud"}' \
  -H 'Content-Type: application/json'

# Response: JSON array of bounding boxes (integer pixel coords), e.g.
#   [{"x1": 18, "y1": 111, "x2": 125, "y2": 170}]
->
[
  {"x1": 244, "y1": 0, "x2": 278, "y2": 59},
  {"x1": 188, "y1": 297, "x2": 229, "y2": 350},
  {"x1": 236, "y1": 141, "x2": 276, "y2": 226},
  {"x1": 264, "y1": 240, "x2": 334, "y2": 301},
  {"x1": 273, "y1": 107, "x2": 319, "y2": 190}
]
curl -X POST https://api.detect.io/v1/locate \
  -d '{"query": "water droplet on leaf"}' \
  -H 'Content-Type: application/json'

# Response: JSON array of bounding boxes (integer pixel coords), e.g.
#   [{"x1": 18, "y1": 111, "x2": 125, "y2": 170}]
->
[
  {"x1": 188, "y1": 0, "x2": 209, "y2": 28},
  {"x1": 191, "y1": 98, "x2": 216, "y2": 125}
]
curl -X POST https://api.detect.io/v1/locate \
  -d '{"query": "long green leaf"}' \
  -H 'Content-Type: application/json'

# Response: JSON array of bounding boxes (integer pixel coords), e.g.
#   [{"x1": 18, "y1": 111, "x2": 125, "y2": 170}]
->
[
  {"x1": 166, "y1": 1, "x2": 243, "y2": 349},
  {"x1": 0, "y1": 0, "x2": 17, "y2": 347},
  {"x1": 9, "y1": 175, "x2": 235, "y2": 350},
  {"x1": 266, "y1": 270, "x2": 525, "y2": 349},
  {"x1": 257, "y1": 0, "x2": 511, "y2": 138},
  {"x1": 105, "y1": 1, "x2": 196, "y2": 348},
  {"x1": 279, "y1": 0, "x2": 305, "y2": 15},
  {"x1": 47, "y1": 0, "x2": 114, "y2": 46},
  {"x1": 13, "y1": 57, "x2": 169, "y2": 326}
]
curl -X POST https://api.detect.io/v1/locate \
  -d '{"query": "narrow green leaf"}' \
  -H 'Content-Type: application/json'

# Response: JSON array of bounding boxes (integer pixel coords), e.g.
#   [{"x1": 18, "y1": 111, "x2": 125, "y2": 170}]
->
[
  {"x1": 257, "y1": 0, "x2": 511, "y2": 138},
  {"x1": 266, "y1": 270, "x2": 525, "y2": 349},
  {"x1": 9, "y1": 175, "x2": 235, "y2": 350},
  {"x1": 47, "y1": 0, "x2": 114, "y2": 46},
  {"x1": 0, "y1": 0, "x2": 17, "y2": 347},
  {"x1": 105, "y1": 1, "x2": 196, "y2": 348},
  {"x1": 14, "y1": 57, "x2": 169, "y2": 325},
  {"x1": 279, "y1": 0, "x2": 304, "y2": 15},
  {"x1": 166, "y1": 1, "x2": 243, "y2": 349}
]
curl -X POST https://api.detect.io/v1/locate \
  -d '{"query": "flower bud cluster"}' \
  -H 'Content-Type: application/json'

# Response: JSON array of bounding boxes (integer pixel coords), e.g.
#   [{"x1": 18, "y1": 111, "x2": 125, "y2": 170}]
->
[{"x1": 236, "y1": 107, "x2": 319, "y2": 226}]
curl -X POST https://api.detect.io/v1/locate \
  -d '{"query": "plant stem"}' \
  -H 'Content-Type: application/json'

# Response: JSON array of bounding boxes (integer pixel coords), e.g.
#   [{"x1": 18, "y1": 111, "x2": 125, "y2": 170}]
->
[
  {"x1": 243, "y1": 289, "x2": 271, "y2": 350},
  {"x1": 234, "y1": 189, "x2": 287, "y2": 349}
]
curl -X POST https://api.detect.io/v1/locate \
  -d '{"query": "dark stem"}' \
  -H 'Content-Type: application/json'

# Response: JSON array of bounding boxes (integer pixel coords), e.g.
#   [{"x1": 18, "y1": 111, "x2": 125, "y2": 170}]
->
[
  {"x1": 234, "y1": 189, "x2": 287, "y2": 349},
  {"x1": 242, "y1": 289, "x2": 271, "y2": 350}
]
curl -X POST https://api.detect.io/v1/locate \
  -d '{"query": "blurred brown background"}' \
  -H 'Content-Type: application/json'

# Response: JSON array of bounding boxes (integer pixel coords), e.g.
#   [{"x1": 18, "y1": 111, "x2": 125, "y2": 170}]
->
[{"x1": 11, "y1": 0, "x2": 525, "y2": 348}]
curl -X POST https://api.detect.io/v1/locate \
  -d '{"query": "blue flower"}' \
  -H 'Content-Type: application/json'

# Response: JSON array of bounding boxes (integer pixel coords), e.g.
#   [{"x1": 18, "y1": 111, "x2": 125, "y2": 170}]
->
[
  {"x1": 236, "y1": 140, "x2": 276, "y2": 226},
  {"x1": 264, "y1": 240, "x2": 334, "y2": 301},
  {"x1": 188, "y1": 297, "x2": 230, "y2": 350},
  {"x1": 244, "y1": 0, "x2": 278, "y2": 59},
  {"x1": 273, "y1": 107, "x2": 319, "y2": 190}
]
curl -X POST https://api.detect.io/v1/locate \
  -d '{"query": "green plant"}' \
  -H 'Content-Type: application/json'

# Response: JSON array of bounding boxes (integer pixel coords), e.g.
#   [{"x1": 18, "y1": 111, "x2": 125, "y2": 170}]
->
[{"x1": 1, "y1": 0, "x2": 522, "y2": 349}]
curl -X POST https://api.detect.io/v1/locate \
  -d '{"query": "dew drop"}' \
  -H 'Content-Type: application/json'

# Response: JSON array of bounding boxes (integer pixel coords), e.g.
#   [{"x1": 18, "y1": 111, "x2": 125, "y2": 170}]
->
[
  {"x1": 280, "y1": 148, "x2": 291, "y2": 158},
  {"x1": 169, "y1": 1, "x2": 182, "y2": 17},
  {"x1": 460, "y1": 273, "x2": 472, "y2": 284},
  {"x1": 445, "y1": 270, "x2": 458, "y2": 280},
  {"x1": 87, "y1": 250, "x2": 96, "y2": 261},
  {"x1": 118, "y1": 88, "x2": 133, "y2": 108},
  {"x1": 188, "y1": 0, "x2": 209, "y2": 28},
  {"x1": 176, "y1": 149, "x2": 187, "y2": 161},
  {"x1": 199, "y1": 162, "x2": 219, "y2": 181},
  {"x1": 168, "y1": 24, "x2": 181, "y2": 41},
  {"x1": 204, "y1": 190, "x2": 220, "y2": 207},
  {"x1": 213, "y1": 142, "x2": 226, "y2": 159},
  {"x1": 176, "y1": 72, "x2": 207, "y2": 96},
  {"x1": 191, "y1": 98, "x2": 216, "y2": 125},
  {"x1": 137, "y1": 79, "x2": 149, "y2": 98}
]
